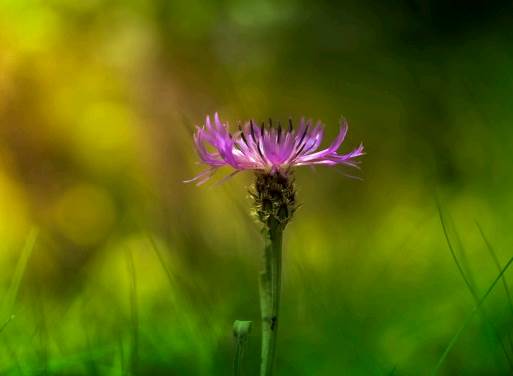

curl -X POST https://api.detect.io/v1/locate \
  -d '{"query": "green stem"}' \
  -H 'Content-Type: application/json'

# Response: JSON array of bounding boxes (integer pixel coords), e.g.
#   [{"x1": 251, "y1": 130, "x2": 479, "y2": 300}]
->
[{"x1": 259, "y1": 224, "x2": 283, "y2": 376}]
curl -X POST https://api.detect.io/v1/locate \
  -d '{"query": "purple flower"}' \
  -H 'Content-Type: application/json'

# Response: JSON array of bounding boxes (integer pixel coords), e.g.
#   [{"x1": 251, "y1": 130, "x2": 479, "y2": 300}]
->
[{"x1": 186, "y1": 113, "x2": 364, "y2": 185}]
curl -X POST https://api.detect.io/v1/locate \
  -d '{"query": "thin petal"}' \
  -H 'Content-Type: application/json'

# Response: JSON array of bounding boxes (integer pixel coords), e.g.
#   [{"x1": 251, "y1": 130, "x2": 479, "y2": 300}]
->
[
  {"x1": 295, "y1": 120, "x2": 348, "y2": 163},
  {"x1": 183, "y1": 167, "x2": 217, "y2": 184}
]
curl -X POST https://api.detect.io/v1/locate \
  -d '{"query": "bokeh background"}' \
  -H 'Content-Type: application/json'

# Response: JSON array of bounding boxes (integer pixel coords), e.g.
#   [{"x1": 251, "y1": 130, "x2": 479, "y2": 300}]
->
[{"x1": 1, "y1": 0, "x2": 513, "y2": 374}]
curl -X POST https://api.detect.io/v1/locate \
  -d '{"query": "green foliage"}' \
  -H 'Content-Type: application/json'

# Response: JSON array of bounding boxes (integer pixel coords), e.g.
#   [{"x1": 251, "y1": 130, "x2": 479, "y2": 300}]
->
[{"x1": 0, "y1": 1, "x2": 513, "y2": 374}]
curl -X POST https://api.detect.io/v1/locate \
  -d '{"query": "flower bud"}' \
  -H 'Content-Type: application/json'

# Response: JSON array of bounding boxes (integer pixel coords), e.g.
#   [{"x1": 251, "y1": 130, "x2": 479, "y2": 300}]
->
[{"x1": 251, "y1": 172, "x2": 297, "y2": 230}]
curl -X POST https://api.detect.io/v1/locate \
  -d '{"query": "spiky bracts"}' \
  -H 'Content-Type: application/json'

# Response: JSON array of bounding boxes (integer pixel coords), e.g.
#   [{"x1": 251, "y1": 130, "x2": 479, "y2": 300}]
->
[{"x1": 251, "y1": 172, "x2": 297, "y2": 231}]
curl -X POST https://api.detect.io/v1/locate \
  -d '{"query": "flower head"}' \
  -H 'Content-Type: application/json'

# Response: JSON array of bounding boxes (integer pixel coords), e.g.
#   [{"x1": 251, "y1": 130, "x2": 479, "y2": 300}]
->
[{"x1": 186, "y1": 113, "x2": 364, "y2": 185}]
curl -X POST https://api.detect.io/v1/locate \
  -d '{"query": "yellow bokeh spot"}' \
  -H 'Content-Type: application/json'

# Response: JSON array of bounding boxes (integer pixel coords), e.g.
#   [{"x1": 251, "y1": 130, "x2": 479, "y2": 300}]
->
[
  {"x1": 73, "y1": 101, "x2": 141, "y2": 172},
  {"x1": 51, "y1": 184, "x2": 116, "y2": 246}
]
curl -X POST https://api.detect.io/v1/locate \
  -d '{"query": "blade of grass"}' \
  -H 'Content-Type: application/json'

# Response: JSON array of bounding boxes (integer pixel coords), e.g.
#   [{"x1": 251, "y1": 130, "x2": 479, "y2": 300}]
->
[
  {"x1": 19, "y1": 344, "x2": 115, "y2": 375},
  {"x1": 438, "y1": 204, "x2": 513, "y2": 370},
  {"x1": 146, "y1": 234, "x2": 177, "y2": 291},
  {"x1": 476, "y1": 222, "x2": 513, "y2": 317},
  {"x1": 437, "y1": 203, "x2": 476, "y2": 298},
  {"x1": 146, "y1": 233, "x2": 214, "y2": 373},
  {"x1": 452, "y1": 220, "x2": 477, "y2": 294},
  {"x1": 125, "y1": 249, "x2": 139, "y2": 376},
  {"x1": 146, "y1": 234, "x2": 183, "y2": 313},
  {"x1": 0, "y1": 315, "x2": 15, "y2": 335},
  {"x1": 119, "y1": 334, "x2": 126, "y2": 376},
  {"x1": 476, "y1": 221, "x2": 513, "y2": 354},
  {"x1": 35, "y1": 293, "x2": 49, "y2": 376},
  {"x1": 2, "y1": 228, "x2": 38, "y2": 320},
  {"x1": 83, "y1": 317, "x2": 99, "y2": 376},
  {"x1": 431, "y1": 255, "x2": 513, "y2": 375},
  {"x1": 146, "y1": 233, "x2": 217, "y2": 374},
  {"x1": 1, "y1": 335, "x2": 24, "y2": 375}
]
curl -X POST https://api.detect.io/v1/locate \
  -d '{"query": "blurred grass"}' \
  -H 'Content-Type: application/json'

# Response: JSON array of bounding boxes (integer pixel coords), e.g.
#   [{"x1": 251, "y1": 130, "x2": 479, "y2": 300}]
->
[
  {"x1": 1, "y1": 0, "x2": 513, "y2": 374},
  {"x1": 437, "y1": 203, "x2": 513, "y2": 373}
]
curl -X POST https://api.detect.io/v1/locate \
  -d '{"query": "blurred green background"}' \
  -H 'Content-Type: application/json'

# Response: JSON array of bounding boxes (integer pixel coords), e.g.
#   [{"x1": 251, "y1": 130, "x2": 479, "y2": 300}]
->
[{"x1": 1, "y1": 0, "x2": 513, "y2": 374}]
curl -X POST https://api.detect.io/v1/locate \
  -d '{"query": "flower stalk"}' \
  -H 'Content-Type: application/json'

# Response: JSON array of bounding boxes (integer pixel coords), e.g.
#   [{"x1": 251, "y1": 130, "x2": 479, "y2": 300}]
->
[
  {"x1": 252, "y1": 172, "x2": 296, "y2": 375},
  {"x1": 259, "y1": 221, "x2": 283, "y2": 375}
]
